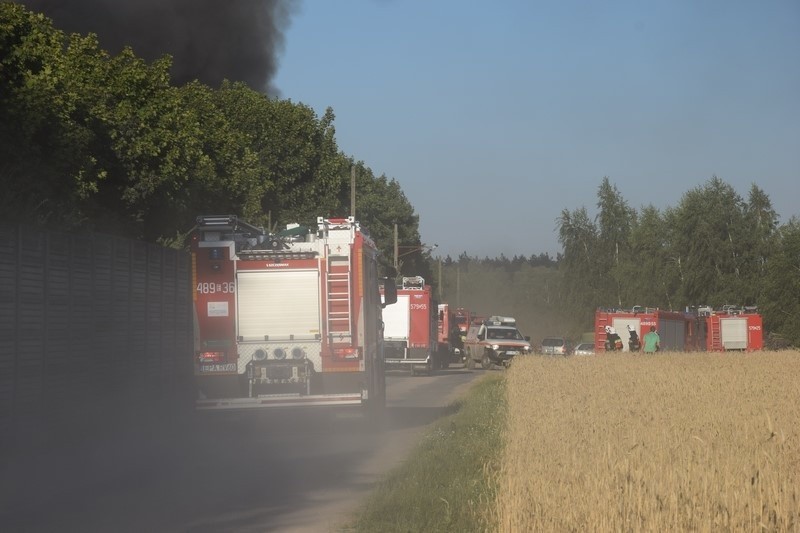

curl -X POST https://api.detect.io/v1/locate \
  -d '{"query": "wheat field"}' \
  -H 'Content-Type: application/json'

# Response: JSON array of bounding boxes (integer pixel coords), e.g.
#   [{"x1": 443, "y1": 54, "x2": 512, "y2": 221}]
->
[{"x1": 494, "y1": 351, "x2": 800, "y2": 532}]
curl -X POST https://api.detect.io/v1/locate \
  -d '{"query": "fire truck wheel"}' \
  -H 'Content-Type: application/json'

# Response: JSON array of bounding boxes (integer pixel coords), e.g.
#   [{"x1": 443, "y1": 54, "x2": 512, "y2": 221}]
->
[{"x1": 481, "y1": 353, "x2": 492, "y2": 370}]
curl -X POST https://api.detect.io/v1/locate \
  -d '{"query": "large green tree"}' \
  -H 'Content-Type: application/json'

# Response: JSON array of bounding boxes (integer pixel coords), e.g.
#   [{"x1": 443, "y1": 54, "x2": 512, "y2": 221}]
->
[
  {"x1": 760, "y1": 218, "x2": 800, "y2": 347},
  {"x1": 617, "y1": 205, "x2": 680, "y2": 309},
  {"x1": 595, "y1": 177, "x2": 636, "y2": 307},
  {"x1": 215, "y1": 82, "x2": 347, "y2": 229},
  {"x1": 669, "y1": 176, "x2": 749, "y2": 306},
  {"x1": 557, "y1": 205, "x2": 600, "y2": 322},
  {"x1": 1, "y1": 4, "x2": 101, "y2": 227},
  {"x1": 349, "y1": 164, "x2": 428, "y2": 279},
  {"x1": 739, "y1": 184, "x2": 779, "y2": 304}
]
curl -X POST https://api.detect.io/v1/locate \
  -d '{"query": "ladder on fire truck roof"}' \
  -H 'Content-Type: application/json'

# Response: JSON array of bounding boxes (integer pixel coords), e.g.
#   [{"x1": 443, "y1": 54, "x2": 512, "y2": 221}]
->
[{"x1": 326, "y1": 254, "x2": 353, "y2": 346}]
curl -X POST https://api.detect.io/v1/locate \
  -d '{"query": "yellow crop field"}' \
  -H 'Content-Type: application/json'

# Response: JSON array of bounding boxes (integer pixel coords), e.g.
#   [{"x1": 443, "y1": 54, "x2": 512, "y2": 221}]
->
[{"x1": 494, "y1": 351, "x2": 800, "y2": 532}]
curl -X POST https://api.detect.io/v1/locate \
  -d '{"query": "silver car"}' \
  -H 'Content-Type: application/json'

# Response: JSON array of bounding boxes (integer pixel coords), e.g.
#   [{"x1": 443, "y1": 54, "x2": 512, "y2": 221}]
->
[
  {"x1": 540, "y1": 337, "x2": 572, "y2": 356},
  {"x1": 574, "y1": 342, "x2": 595, "y2": 356}
]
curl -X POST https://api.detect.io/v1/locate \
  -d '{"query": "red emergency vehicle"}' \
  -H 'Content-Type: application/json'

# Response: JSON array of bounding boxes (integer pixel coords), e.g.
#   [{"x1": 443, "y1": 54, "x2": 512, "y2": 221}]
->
[
  {"x1": 700, "y1": 306, "x2": 763, "y2": 351},
  {"x1": 191, "y1": 215, "x2": 396, "y2": 410},
  {"x1": 437, "y1": 303, "x2": 464, "y2": 367},
  {"x1": 595, "y1": 306, "x2": 704, "y2": 353},
  {"x1": 382, "y1": 276, "x2": 438, "y2": 375}
]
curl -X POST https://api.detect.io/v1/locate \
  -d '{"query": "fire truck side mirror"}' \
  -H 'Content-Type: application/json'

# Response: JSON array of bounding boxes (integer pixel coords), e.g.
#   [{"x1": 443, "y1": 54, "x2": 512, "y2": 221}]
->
[{"x1": 381, "y1": 278, "x2": 397, "y2": 307}]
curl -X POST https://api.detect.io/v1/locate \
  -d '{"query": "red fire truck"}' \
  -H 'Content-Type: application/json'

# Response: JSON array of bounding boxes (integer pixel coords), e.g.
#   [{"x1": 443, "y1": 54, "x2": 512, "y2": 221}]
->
[
  {"x1": 191, "y1": 215, "x2": 396, "y2": 410},
  {"x1": 595, "y1": 306, "x2": 704, "y2": 353},
  {"x1": 699, "y1": 306, "x2": 763, "y2": 351},
  {"x1": 437, "y1": 303, "x2": 464, "y2": 367},
  {"x1": 382, "y1": 276, "x2": 438, "y2": 375}
]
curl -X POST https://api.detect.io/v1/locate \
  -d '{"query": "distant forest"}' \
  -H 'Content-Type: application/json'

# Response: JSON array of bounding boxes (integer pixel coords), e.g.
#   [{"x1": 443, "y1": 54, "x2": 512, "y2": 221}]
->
[
  {"x1": 2, "y1": 4, "x2": 798, "y2": 347},
  {"x1": 437, "y1": 177, "x2": 799, "y2": 348}
]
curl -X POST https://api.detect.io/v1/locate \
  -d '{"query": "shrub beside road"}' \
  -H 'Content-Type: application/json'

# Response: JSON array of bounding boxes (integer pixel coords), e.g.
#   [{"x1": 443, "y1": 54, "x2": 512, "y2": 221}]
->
[{"x1": 346, "y1": 373, "x2": 505, "y2": 533}]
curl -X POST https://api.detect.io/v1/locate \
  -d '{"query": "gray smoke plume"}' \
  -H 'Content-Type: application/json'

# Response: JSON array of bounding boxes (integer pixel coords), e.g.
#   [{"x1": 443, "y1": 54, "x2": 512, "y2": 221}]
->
[{"x1": 19, "y1": 0, "x2": 298, "y2": 95}]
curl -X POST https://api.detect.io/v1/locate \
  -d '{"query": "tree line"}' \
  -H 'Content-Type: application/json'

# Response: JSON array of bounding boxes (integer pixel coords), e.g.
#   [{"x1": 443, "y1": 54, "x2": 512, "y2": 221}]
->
[{"x1": 434, "y1": 177, "x2": 799, "y2": 348}]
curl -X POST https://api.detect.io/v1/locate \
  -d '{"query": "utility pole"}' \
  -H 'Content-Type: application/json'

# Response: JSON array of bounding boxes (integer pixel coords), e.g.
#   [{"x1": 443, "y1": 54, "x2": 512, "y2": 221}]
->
[
  {"x1": 438, "y1": 258, "x2": 442, "y2": 301},
  {"x1": 350, "y1": 166, "x2": 356, "y2": 218},
  {"x1": 393, "y1": 223, "x2": 398, "y2": 271},
  {"x1": 456, "y1": 265, "x2": 461, "y2": 308}
]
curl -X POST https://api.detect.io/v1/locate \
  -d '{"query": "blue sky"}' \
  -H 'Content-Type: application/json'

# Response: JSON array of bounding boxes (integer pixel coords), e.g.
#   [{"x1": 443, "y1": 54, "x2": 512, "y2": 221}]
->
[{"x1": 273, "y1": 0, "x2": 799, "y2": 259}]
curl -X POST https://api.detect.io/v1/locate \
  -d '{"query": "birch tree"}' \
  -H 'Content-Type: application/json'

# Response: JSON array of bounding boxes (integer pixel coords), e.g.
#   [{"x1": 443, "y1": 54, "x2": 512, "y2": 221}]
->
[
  {"x1": 557, "y1": 206, "x2": 600, "y2": 320},
  {"x1": 595, "y1": 177, "x2": 635, "y2": 307}
]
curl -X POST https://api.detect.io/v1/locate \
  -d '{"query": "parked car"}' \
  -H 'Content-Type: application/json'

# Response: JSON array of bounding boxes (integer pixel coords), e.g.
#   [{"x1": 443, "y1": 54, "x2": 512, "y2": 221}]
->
[
  {"x1": 540, "y1": 337, "x2": 572, "y2": 356},
  {"x1": 574, "y1": 342, "x2": 595, "y2": 356}
]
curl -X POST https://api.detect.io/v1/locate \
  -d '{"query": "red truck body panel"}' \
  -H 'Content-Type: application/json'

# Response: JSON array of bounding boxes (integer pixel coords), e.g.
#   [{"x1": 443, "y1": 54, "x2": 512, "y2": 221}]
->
[
  {"x1": 705, "y1": 311, "x2": 763, "y2": 351},
  {"x1": 596, "y1": 306, "x2": 764, "y2": 352},
  {"x1": 382, "y1": 277, "x2": 436, "y2": 371},
  {"x1": 595, "y1": 308, "x2": 703, "y2": 353}
]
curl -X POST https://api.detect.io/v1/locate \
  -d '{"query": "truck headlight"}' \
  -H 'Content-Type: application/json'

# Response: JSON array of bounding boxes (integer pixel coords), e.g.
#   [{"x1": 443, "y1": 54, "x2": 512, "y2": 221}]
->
[
  {"x1": 273, "y1": 348, "x2": 287, "y2": 359},
  {"x1": 491, "y1": 344, "x2": 500, "y2": 350}
]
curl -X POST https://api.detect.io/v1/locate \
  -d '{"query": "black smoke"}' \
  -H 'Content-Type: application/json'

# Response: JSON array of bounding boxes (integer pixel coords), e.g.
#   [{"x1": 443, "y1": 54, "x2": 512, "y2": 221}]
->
[{"x1": 18, "y1": 0, "x2": 298, "y2": 95}]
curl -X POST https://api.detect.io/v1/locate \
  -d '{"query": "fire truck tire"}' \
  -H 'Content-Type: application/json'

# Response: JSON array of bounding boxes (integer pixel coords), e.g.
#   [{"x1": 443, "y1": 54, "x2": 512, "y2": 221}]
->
[{"x1": 481, "y1": 353, "x2": 492, "y2": 370}]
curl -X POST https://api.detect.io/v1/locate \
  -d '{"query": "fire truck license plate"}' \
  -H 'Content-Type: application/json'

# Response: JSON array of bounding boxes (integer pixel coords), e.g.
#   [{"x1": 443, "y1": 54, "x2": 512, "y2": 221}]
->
[
  {"x1": 505, "y1": 351, "x2": 518, "y2": 356},
  {"x1": 199, "y1": 363, "x2": 237, "y2": 373}
]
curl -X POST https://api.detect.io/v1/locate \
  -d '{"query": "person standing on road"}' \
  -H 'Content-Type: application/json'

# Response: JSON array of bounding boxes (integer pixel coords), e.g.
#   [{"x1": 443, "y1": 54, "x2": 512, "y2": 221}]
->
[{"x1": 643, "y1": 326, "x2": 660, "y2": 353}]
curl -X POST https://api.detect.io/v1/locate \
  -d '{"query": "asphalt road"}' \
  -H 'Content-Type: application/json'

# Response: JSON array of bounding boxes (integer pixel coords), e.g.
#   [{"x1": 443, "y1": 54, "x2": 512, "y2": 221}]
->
[{"x1": 3, "y1": 366, "x2": 482, "y2": 533}]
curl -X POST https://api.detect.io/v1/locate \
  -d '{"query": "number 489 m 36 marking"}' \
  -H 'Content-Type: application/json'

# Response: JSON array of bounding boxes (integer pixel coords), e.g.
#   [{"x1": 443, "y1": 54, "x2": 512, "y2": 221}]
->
[{"x1": 196, "y1": 282, "x2": 235, "y2": 294}]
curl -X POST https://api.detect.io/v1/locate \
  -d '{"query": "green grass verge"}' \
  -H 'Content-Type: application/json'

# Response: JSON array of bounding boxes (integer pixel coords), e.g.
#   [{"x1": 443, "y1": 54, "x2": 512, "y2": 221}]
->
[{"x1": 344, "y1": 374, "x2": 506, "y2": 533}]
